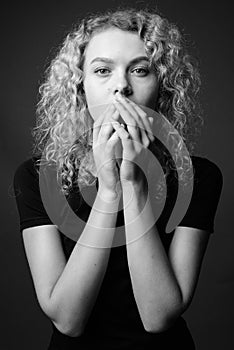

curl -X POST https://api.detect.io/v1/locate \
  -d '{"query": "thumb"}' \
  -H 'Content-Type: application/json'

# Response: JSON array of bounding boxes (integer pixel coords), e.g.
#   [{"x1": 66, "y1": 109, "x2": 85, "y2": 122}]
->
[{"x1": 108, "y1": 130, "x2": 119, "y2": 143}]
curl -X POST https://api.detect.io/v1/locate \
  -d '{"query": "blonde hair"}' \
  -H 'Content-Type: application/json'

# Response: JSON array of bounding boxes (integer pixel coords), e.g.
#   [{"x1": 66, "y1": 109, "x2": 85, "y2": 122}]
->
[{"x1": 31, "y1": 6, "x2": 203, "y2": 198}]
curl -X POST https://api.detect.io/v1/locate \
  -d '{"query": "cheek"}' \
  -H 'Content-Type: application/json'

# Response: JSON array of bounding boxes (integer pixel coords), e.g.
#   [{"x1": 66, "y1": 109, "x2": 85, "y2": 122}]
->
[
  {"x1": 84, "y1": 80, "x2": 105, "y2": 106},
  {"x1": 139, "y1": 89, "x2": 158, "y2": 109},
  {"x1": 147, "y1": 83, "x2": 159, "y2": 106},
  {"x1": 88, "y1": 103, "x2": 111, "y2": 122},
  {"x1": 84, "y1": 85, "x2": 109, "y2": 120},
  {"x1": 138, "y1": 77, "x2": 159, "y2": 102}
]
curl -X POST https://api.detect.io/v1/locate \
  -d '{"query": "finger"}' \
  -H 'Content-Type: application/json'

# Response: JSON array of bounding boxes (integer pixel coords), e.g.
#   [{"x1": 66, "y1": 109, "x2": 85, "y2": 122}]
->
[
  {"x1": 111, "y1": 121, "x2": 134, "y2": 156},
  {"x1": 123, "y1": 101, "x2": 151, "y2": 147},
  {"x1": 93, "y1": 103, "x2": 114, "y2": 144},
  {"x1": 98, "y1": 109, "x2": 120, "y2": 142},
  {"x1": 116, "y1": 93, "x2": 150, "y2": 144},
  {"x1": 114, "y1": 102, "x2": 140, "y2": 142},
  {"x1": 105, "y1": 130, "x2": 121, "y2": 157},
  {"x1": 125, "y1": 99, "x2": 155, "y2": 142},
  {"x1": 117, "y1": 95, "x2": 145, "y2": 128},
  {"x1": 115, "y1": 95, "x2": 151, "y2": 146},
  {"x1": 94, "y1": 129, "x2": 120, "y2": 175}
]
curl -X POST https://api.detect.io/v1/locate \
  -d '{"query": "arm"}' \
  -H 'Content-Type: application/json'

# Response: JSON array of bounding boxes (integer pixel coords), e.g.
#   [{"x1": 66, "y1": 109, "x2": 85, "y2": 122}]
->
[
  {"x1": 109, "y1": 92, "x2": 215, "y2": 333},
  {"x1": 21, "y1": 102, "x2": 123, "y2": 337},
  {"x1": 22, "y1": 188, "x2": 120, "y2": 337},
  {"x1": 122, "y1": 180, "x2": 210, "y2": 333}
]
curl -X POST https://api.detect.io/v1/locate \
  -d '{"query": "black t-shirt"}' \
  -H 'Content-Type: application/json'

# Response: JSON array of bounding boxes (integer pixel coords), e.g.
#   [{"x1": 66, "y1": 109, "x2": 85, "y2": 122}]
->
[{"x1": 13, "y1": 155, "x2": 223, "y2": 350}]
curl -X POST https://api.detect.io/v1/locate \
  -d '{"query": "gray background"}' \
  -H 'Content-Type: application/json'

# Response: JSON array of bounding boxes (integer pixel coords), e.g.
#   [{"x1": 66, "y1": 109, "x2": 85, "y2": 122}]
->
[{"x1": 2, "y1": 0, "x2": 233, "y2": 349}]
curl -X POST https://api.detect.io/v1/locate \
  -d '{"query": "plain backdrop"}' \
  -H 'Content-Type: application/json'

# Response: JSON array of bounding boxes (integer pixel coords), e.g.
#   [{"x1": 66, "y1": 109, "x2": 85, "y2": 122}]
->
[{"x1": 2, "y1": 0, "x2": 233, "y2": 349}]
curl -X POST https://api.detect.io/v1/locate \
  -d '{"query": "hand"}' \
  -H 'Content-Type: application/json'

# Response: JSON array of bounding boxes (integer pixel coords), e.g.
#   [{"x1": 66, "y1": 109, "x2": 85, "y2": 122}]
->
[
  {"x1": 92, "y1": 103, "x2": 122, "y2": 198},
  {"x1": 111, "y1": 93, "x2": 154, "y2": 185}
]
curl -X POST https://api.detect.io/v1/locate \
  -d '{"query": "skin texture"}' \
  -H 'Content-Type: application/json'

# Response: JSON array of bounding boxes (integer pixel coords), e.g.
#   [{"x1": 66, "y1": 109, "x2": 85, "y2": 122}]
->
[
  {"x1": 83, "y1": 26, "x2": 211, "y2": 334},
  {"x1": 18, "y1": 20, "x2": 216, "y2": 341},
  {"x1": 83, "y1": 27, "x2": 158, "y2": 185},
  {"x1": 83, "y1": 27, "x2": 159, "y2": 120}
]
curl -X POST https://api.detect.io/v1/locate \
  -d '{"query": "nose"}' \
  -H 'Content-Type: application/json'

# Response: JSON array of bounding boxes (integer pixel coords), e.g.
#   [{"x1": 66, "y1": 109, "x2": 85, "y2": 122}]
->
[{"x1": 112, "y1": 73, "x2": 133, "y2": 98}]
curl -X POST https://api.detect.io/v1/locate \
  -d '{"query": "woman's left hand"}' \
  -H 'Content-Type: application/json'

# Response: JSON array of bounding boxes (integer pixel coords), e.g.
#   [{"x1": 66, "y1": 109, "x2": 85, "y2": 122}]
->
[{"x1": 111, "y1": 92, "x2": 154, "y2": 186}]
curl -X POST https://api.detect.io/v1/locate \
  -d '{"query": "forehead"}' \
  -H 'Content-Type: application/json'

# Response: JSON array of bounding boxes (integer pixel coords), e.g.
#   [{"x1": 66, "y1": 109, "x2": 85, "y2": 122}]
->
[{"x1": 84, "y1": 28, "x2": 146, "y2": 65}]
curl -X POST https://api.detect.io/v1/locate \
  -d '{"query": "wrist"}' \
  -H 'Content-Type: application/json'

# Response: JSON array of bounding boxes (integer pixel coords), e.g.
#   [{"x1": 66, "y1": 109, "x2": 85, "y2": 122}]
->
[
  {"x1": 121, "y1": 177, "x2": 148, "y2": 196},
  {"x1": 97, "y1": 183, "x2": 122, "y2": 203}
]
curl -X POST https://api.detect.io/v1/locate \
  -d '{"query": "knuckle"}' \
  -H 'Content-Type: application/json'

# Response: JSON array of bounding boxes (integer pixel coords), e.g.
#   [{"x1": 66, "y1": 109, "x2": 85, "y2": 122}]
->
[
  {"x1": 144, "y1": 138, "x2": 150, "y2": 148},
  {"x1": 93, "y1": 119, "x2": 100, "y2": 126},
  {"x1": 149, "y1": 116, "x2": 153, "y2": 123}
]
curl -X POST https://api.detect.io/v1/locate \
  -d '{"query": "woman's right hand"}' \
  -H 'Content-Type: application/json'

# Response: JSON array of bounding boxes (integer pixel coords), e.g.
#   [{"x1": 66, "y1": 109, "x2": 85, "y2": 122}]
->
[{"x1": 92, "y1": 103, "x2": 122, "y2": 199}]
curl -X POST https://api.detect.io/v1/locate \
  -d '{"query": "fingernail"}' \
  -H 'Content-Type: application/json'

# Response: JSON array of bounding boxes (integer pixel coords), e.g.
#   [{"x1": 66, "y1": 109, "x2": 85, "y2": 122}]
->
[
  {"x1": 115, "y1": 92, "x2": 122, "y2": 100},
  {"x1": 111, "y1": 121, "x2": 120, "y2": 127},
  {"x1": 111, "y1": 110, "x2": 118, "y2": 119}
]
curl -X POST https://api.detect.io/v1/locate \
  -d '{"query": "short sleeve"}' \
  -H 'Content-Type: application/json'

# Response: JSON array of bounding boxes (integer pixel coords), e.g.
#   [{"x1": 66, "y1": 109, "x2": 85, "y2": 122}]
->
[
  {"x1": 13, "y1": 158, "x2": 54, "y2": 233},
  {"x1": 177, "y1": 157, "x2": 223, "y2": 234}
]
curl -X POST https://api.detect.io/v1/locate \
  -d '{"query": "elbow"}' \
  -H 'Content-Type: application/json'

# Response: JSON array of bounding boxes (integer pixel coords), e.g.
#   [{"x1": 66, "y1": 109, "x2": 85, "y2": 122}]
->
[
  {"x1": 43, "y1": 294, "x2": 86, "y2": 338},
  {"x1": 52, "y1": 319, "x2": 85, "y2": 338},
  {"x1": 143, "y1": 299, "x2": 185, "y2": 334},
  {"x1": 63, "y1": 328, "x2": 84, "y2": 338},
  {"x1": 144, "y1": 315, "x2": 179, "y2": 334}
]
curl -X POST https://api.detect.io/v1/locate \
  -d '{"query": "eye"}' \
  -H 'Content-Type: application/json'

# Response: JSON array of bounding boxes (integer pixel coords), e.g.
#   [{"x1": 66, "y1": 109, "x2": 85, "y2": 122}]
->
[
  {"x1": 94, "y1": 67, "x2": 149, "y2": 76},
  {"x1": 132, "y1": 67, "x2": 149, "y2": 76},
  {"x1": 94, "y1": 68, "x2": 110, "y2": 75}
]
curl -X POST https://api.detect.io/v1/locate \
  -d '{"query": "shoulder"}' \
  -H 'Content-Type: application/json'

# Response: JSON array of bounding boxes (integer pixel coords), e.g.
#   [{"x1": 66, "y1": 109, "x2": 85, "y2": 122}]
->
[
  {"x1": 13, "y1": 156, "x2": 42, "y2": 189},
  {"x1": 172, "y1": 155, "x2": 223, "y2": 235},
  {"x1": 191, "y1": 155, "x2": 223, "y2": 188},
  {"x1": 14, "y1": 156, "x2": 41, "y2": 175}
]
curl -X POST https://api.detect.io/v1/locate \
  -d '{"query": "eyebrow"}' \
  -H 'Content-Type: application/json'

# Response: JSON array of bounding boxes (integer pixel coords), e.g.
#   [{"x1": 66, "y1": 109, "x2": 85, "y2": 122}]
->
[{"x1": 90, "y1": 56, "x2": 149, "y2": 65}]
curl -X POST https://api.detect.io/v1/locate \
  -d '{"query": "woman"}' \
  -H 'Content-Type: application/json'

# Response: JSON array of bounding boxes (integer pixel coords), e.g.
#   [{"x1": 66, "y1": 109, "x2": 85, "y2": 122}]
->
[{"x1": 13, "y1": 6, "x2": 223, "y2": 350}]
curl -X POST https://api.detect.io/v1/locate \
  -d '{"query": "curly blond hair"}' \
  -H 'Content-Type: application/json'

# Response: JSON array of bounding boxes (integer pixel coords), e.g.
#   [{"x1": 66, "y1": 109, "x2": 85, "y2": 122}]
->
[{"x1": 31, "y1": 6, "x2": 203, "y2": 198}]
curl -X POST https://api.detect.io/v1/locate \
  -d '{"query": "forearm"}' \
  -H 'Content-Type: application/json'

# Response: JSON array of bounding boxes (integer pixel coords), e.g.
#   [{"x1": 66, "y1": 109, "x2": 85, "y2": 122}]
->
[
  {"x1": 48, "y1": 188, "x2": 120, "y2": 336},
  {"x1": 123, "y1": 181, "x2": 183, "y2": 332}
]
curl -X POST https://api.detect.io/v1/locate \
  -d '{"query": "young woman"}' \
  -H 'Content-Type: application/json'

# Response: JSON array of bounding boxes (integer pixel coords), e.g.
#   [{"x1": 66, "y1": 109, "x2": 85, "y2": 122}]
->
[{"x1": 13, "y1": 7, "x2": 223, "y2": 350}]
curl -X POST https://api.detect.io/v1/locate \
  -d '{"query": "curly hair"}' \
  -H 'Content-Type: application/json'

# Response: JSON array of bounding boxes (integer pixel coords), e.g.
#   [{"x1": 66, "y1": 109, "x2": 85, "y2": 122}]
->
[{"x1": 31, "y1": 6, "x2": 203, "y2": 199}]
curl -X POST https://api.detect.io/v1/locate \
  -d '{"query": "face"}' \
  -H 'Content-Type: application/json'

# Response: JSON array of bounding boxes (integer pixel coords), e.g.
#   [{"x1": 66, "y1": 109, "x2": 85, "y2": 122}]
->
[{"x1": 82, "y1": 27, "x2": 159, "y2": 121}]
